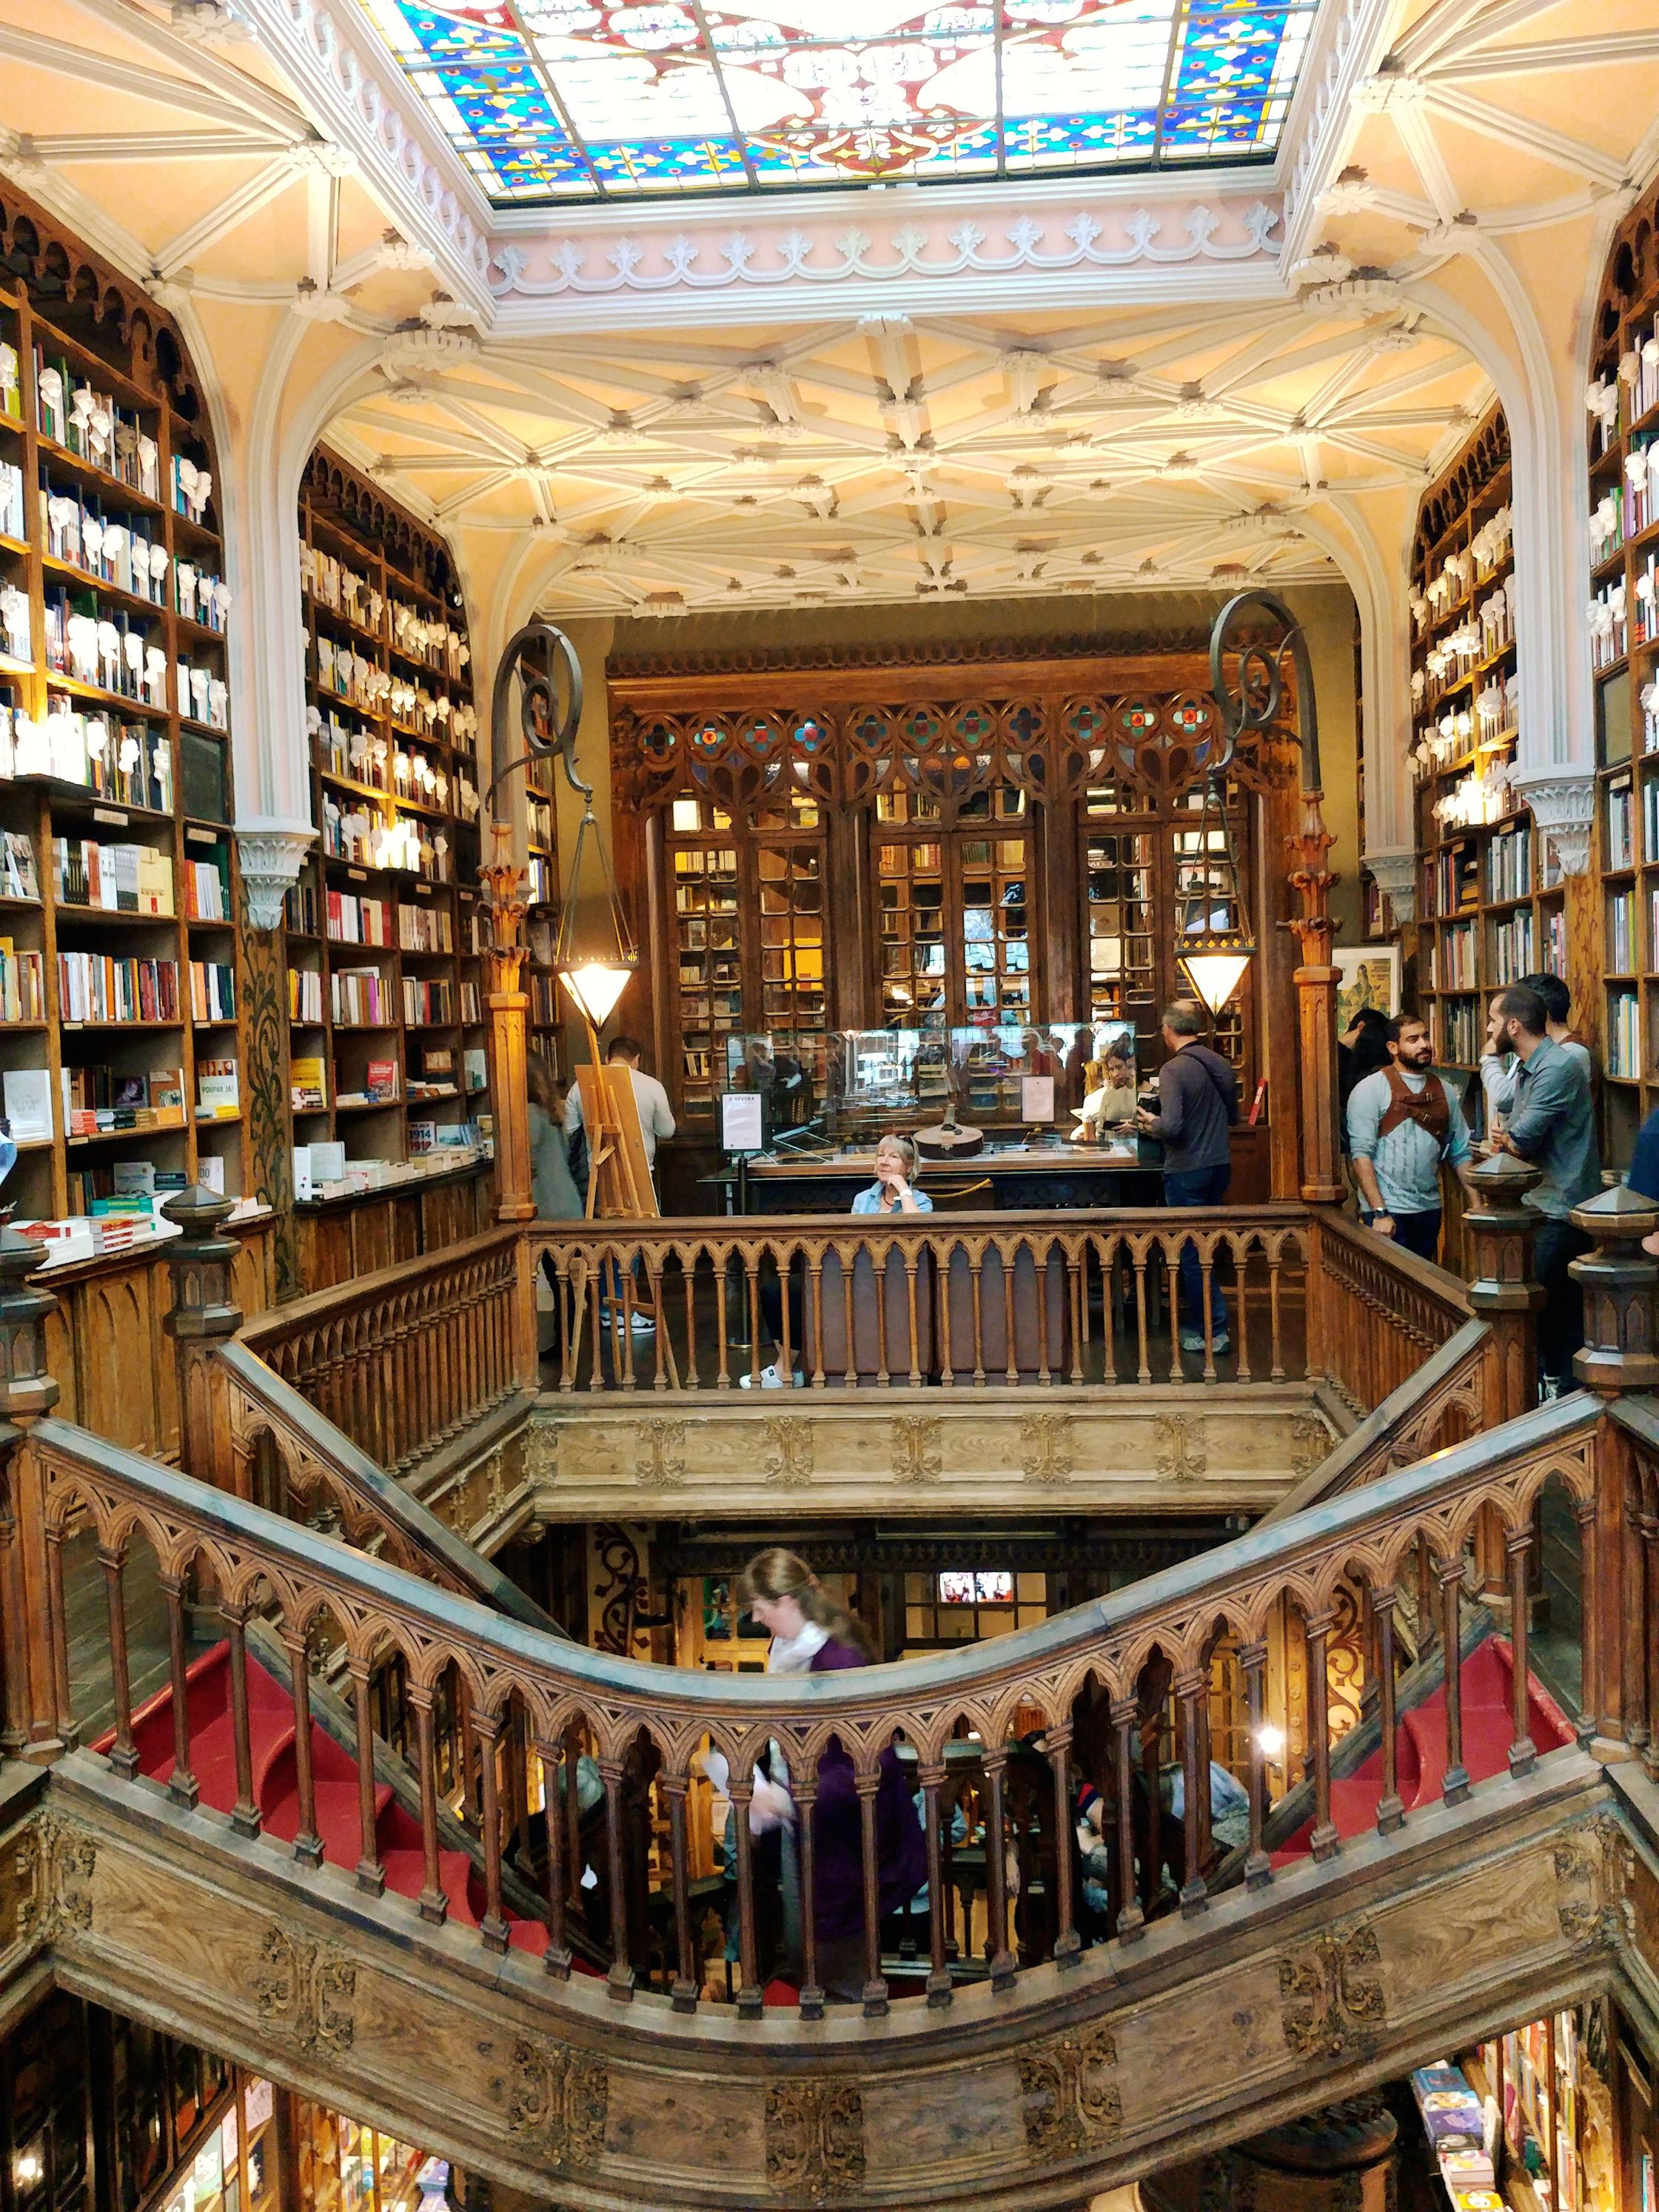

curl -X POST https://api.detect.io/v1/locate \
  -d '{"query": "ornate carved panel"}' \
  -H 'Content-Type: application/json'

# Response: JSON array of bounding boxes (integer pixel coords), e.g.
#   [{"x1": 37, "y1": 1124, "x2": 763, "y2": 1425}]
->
[
  {"x1": 764, "y1": 2082, "x2": 866, "y2": 2202},
  {"x1": 1276, "y1": 1926, "x2": 1386, "y2": 2059},
  {"x1": 504, "y1": 2035, "x2": 610, "y2": 2170},
  {"x1": 1019, "y1": 2023, "x2": 1122, "y2": 2157}
]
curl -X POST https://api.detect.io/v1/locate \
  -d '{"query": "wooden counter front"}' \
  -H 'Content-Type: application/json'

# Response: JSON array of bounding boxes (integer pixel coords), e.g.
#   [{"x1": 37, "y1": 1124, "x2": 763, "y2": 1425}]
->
[{"x1": 292, "y1": 1162, "x2": 495, "y2": 1291}]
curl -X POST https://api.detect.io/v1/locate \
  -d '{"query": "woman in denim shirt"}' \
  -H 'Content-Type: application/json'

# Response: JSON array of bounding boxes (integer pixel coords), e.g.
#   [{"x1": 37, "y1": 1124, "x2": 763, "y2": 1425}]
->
[{"x1": 850, "y1": 1132, "x2": 934, "y2": 1216}]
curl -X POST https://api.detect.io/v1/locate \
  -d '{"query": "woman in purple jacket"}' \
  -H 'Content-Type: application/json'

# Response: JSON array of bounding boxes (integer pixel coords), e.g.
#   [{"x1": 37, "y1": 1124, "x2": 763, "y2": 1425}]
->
[{"x1": 738, "y1": 1548, "x2": 928, "y2": 2002}]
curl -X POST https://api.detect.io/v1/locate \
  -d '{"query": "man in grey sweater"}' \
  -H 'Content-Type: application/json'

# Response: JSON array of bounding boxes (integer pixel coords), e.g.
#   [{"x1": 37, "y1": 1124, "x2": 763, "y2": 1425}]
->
[{"x1": 1136, "y1": 1005, "x2": 1240, "y2": 1353}]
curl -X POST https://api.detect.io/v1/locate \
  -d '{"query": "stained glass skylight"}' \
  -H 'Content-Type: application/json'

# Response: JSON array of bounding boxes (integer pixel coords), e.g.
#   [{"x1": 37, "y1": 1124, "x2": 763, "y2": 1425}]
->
[{"x1": 358, "y1": 0, "x2": 1320, "y2": 204}]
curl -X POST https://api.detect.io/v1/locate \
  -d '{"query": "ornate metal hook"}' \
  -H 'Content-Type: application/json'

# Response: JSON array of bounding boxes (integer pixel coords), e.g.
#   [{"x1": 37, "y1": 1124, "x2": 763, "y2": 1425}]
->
[
  {"x1": 483, "y1": 619, "x2": 586, "y2": 820},
  {"x1": 1208, "y1": 589, "x2": 1322, "y2": 792}
]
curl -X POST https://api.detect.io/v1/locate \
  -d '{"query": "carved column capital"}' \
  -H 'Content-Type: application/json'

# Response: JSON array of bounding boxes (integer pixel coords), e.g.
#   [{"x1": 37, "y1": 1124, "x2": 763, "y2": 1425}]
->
[
  {"x1": 1363, "y1": 845, "x2": 1415, "y2": 922},
  {"x1": 1511, "y1": 768, "x2": 1595, "y2": 877},
  {"x1": 235, "y1": 822, "x2": 315, "y2": 930}
]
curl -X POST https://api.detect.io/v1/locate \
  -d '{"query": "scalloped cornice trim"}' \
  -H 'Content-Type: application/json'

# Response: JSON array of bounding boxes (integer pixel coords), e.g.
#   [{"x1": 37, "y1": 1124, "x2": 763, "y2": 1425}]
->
[
  {"x1": 606, "y1": 629, "x2": 1224, "y2": 683},
  {"x1": 489, "y1": 199, "x2": 1280, "y2": 302}
]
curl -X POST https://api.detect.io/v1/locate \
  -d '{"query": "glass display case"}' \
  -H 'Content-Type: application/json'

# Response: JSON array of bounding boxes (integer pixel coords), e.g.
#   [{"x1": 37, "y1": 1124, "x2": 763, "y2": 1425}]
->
[{"x1": 725, "y1": 1022, "x2": 1137, "y2": 1133}]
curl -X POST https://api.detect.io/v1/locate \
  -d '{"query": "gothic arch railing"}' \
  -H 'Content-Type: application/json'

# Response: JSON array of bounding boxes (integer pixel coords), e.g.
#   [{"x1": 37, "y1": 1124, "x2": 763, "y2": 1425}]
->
[{"x1": 13, "y1": 1381, "x2": 1638, "y2": 2034}]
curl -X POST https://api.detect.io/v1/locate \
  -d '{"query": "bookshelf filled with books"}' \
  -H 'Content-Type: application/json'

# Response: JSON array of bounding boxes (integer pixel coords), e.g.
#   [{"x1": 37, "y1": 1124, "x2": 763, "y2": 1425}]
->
[
  {"x1": 1412, "y1": 404, "x2": 1558, "y2": 1103},
  {"x1": 289, "y1": 449, "x2": 490, "y2": 1197},
  {"x1": 0, "y1": 252, "x2": 256, "y2": 1263},
  {"x1": 1586, "y1": 172, "x2": 1659, "y2": 1162}
]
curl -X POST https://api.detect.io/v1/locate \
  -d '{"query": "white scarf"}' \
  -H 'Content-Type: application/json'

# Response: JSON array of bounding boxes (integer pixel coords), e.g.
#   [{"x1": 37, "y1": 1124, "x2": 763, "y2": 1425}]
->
[{"x1": 768, "y1": 1620, "x2": 829, "y2": 1676}]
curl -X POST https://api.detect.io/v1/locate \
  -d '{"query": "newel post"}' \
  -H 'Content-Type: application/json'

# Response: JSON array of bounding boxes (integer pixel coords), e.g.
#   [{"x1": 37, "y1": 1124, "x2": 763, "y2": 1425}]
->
[
  {"x1": 482, "y1": 819, "x2": 534, "y2": 1227},
  {"x1": 0, "y1": 1227, "x2": 66, "y2": 1760},
  {"x1": 1569, "y1": 1183, "x2": 1659, "y2": 1753},
  {"x1": 1285, "y1": 790, "x2": 1343, "y2": 1204},
  {"x1": 162, "y1": 1185, "x2": 244, "y2": 1492},
  {"x1": 1463, "y1": 1152, "x2": 1544, "y2": 1427}
]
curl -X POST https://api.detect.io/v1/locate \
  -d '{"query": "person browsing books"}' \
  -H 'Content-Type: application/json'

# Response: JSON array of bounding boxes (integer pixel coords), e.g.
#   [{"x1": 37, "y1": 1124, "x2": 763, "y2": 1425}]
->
[{"x1": 1345, "y1": 1014, "x2": 1475, "y2": 1262}]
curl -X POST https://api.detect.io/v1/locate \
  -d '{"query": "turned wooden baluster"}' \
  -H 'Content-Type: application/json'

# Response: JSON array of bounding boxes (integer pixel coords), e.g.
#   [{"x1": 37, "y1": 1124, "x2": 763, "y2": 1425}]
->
[
  {"x1": 1110, "y1": 1697, "x2": 1143, "y2": 1939},
  {"x1": 1003, "y1": 1240, "x2": 1019, "y2": 1387},
  {"x1": 857, "y1": 1766, "x2": 889, "y2": 2017},
  {"x1": 349, "y1": 1654, "x2": 385, "y2": 1896},
  {"x1": 1506, "y1": 1521, "x2": 1537, "y2": 1776},
  {"x1": 1239, "y1": 1641, "x2": 1270, "y2": 1887},
  {"x1": 43, "y1": 1524, "x2": 76, "y2": 1752},
  {"x1": 1267, "y1": 1243, "x2": 1285, "y2": 1382},
  {"x1": 475, "y1": 1710, "x2": 510, "y2": 1953},
  {"x1": 1175, "y1": 1667, "x2": 1208, "y2": 1912},
  {"x1": 682, "y1": 1256, "x2": 701, "y2": 1390},
  {"x1": 1372, "y1": 1587, "x2": 1404, "y2": 1834},
  {"x1": 410, "y1": 1685, "x2": 448, "y2": 1926},
  {"x1": 918, "y1": 1760, "x2": 951, "y2": 2006},
  {"x1": 969, "y1": 1253, "x2": 985, "y2": 1387},
  {"x1": 536, "y1": 1732, "x2": 572, "y2": 1975},
  {"x1": 223, "y1": 1603, "x2": 261, "y2": 1838},
  {"x1": 727, "y1": 1770, "x2": 763, "y2": 2019},
  {"x1": 158, "y1": 1567, "x2": 198, "y2": 1809},
  {"x1": 795, "y1": 1771, "x2": 824, "y2": 2021},
  {"x1": 1046, "y1": 1724, "x2": 1080, "y2": 1965},
  {"x1": 981, "y1": 1746, "x2": 1016, "y2": 1991},
  {"x1": 1304, "y1": 1606, "x2": 1338, "y2": 1860},
  {"x1": 808, "y1": 1256, "x2": 827, "y2": 1390},
  {"x1": 1164, "y1": 1239, "x2": 1182, "y2": 1384},
  {"x1": 663, "y1": 1772, "x2": 698, "y2": 2013},
  {"x1": 1440, "y1": 1552, "x2": 1469, "y2": 1803},
  {"x1": 903, "y1": 1247, "x2": 922, "y2": 1387},
  {"x1": 1233, "y1": 1236, "x2": 1254, "y2": 1382},
  {"x1": 99, "y1": 1541, "x2": 138, "y2": 1780},
  {"x1": 284, "y1": 1627, "x2": 324, "y2": 1866}
]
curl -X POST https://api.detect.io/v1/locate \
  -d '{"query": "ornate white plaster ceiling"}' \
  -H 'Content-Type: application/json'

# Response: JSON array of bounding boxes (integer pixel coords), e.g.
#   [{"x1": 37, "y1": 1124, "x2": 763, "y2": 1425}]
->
[
  {"x1": 0, "y1": 0, "x2": 1656, "y2": 617},
  {"x1": 326, "y1": 290, "x2": 1482, "y2": 610}
]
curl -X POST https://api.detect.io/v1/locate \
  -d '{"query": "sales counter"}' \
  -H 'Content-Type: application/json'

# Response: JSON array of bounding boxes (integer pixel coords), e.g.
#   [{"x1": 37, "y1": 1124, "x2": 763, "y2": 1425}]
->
[{"x1": 701, "y1": 1136, "x2": 1162, "y2": 1214}]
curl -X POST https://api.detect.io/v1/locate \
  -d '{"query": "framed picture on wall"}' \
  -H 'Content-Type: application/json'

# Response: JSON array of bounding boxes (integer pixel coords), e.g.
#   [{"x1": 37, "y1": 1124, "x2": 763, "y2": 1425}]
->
[{"x1": 1334, "y1": 945, "x2": 1402, "y2": 1034}]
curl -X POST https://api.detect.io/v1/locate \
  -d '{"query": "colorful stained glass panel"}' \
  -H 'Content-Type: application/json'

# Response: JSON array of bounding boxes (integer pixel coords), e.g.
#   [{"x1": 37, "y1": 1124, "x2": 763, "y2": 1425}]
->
[{"x1": 357, "y1": 0, "x2": 1319, "y2": 202}]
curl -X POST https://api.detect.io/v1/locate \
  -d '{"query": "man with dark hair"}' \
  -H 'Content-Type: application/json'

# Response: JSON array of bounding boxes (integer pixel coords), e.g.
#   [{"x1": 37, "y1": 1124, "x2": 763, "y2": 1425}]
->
[
  {"x1": 1487, "y1": 985, "x2": 1601, "y2": 1391},
  {"x1": 1345, "y1": 1012, "x2": 1474, "y2": 1261},
  {"x1": 1480, "y1": 971, "x2": 1593, "y2": 1131},
  {"x1": 1136, "y1": 1005, "x2": 1239, "y2": 1354}
]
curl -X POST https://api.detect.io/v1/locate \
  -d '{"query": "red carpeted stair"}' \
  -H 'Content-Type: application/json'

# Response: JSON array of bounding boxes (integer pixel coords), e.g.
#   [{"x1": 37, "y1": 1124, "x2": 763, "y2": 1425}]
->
[
  {"x1": 1272, "y1": 1637, "x2": 1575, "y2": 1863},
  {"x1": 101, "y1": 1643, "x2": 552, "y2": 1954}
]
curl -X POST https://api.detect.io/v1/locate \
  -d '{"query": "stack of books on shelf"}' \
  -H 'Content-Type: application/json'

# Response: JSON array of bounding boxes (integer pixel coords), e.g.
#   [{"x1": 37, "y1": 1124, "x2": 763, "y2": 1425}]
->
[
  {"x1": 402, "y1": 976, "x2": 453, "y2": 1026},
  {"x1": 0, "y1": 940, "x2": 46, "y2": 1023},
  {"x1": 326, "y1": 889, "x2": 393, "y2": 945},
  {"x1": 195, "y1": 1058, "x2": 238, "y2": 1117},
  {"x1": 1610, "y1": 888, "x2": 1638, "y2": 973},
  {"x1": 58, "y1": 951, "x2": 179, "y2": 1024},
  {"x1": 398, "y1": 902, "x2": 452, "y2": 953},
  {"x1": 331, "y1": 967, "x2": 393, "y2": 1025},
  {"x1": 1609, "y1": 988, "x2": 1642, "y2": 1078},
  {"x1": 182, "y1": 851, "x2": 229, "y2": 920},
  {"x1": 52, "y1": 837, "x2": 173, "y2": 914},
  {"x1": 1408, "y1": 2064, "x2": 1495, "y2": 2210},
  {"x1": 288, "y1": 968, "x2": 323, "y2": 1023},
  {"x1": 188, "y1": 959, "x2": 235, "y2": 1022},
  {"x1": 334, "y1": 1057, "x2": 399, "y2": 1107},
  {"x1": 61, "y1": 1063, "x2": 185, "y2": 1133},
  {"x1": 0, "y1": 832, "x2": 37, "y2": 902}
]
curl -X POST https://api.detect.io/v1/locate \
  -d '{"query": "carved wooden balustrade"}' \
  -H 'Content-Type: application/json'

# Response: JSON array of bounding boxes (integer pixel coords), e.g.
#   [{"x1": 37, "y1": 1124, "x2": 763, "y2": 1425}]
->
[
  {"x1": 1304, "y1": 1211, "x2": 1478, "y2": 1418},
  {"x1": 12, "y1": 1382, "x2": 1643, "y2": 2030},
  {"x1": 529, "y1": 1207, "x2": 1313, "y2": 1392},
  {"x1": 235, "y1": 1228, "x2": 538, "y2": 1473}
]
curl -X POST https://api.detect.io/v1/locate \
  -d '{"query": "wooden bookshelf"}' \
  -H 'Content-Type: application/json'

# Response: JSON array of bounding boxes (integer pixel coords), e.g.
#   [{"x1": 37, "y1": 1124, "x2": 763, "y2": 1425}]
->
[
  {"x1": 289, "y1": 449, "x2": 486, "y2": 1169},
  {"x1": 1411, "y1": 406, "x2": 1561, "y2": 1089},
  {"x1": 0, "y1": 263, "x2": 253, "y2": 1239},
  {"x1": 1586, "y1": 175, "x2": 1659, "y2": 1164},
  {"x1": 520, "y1": 637, "x2": 562, "y2": 1074}
]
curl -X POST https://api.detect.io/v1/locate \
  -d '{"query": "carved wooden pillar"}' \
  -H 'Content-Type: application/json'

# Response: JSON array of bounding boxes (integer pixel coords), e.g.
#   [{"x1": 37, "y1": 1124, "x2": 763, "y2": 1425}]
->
[
  {"x1": 482, "y1": 820, "x2": 534, "y2": 1226},
  {"x1": 161, "y1": 1184, "x2": 244, "y2": 1492},
  {"x1": 1571, "y1": 1182, "x2": 1659, "y2": 1394},
  {"x1": 1463, "y1": 1152, "x2": 1544, "y2": 1425},
  {"x1": 1285, "y1": 788, "x2": 1341, "y2": 1203},
  {"x1": 0, "y1": 1228, "x2": 64, "y2": 1760}
]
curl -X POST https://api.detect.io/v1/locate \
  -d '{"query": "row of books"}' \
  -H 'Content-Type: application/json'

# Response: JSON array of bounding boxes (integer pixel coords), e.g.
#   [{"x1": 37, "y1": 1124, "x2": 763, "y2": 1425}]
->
[
  {"x1": 61, "y1": 1062, "x2": 185, "y2": 1133},
  {"x1": 1492, "y1": 910, "x2": 1536, "y2": 985},
  {"x1": 182, "y1": 854, "x2": 229, "y2": 922},
  {"x1": 1438, "y1": 997, "x2": 1484, "y2": 1068},
  {"x1": 399, "y1": 902, "x2": 452, "y2": 952},
  {"x1": 0, "y1": 943, "x2": 46, "y2": 1023},
  {"x1": 284, "y1": 877, "x2": 320, "y2": 936},
  {"x1": 403, "y1": 977, "x2": 453, "y2": 1027},
  {"x1": 1487, "y1": 820, "x2": 1532, "y2": 902},
  {"x1": 52, "y1": 837, "x2": 174, "y2": 915},
  {"x1": 188, "y1": 961, "x2": 235, "y2": 1023},
  {"x1": 0, "y1": 697, "x2": 172, "y2": 811},
  {"x1": 327, "y1": 890, "x2": 395, "y2": 946},
  {"x1": 1608, "y1": 773, "x2": 1635, "y2": 869},
  {"x1": 1610, "y1": 888, "x2": 1637, "y2": 973},
  {"x1": 1608, "y1": 987, "x2": 1642, "y2": 1079},
  {"x1": 0, "y1": 831, "x2": 37, "y2": 901},
  {"x1": 331, "y1": 968, "x2": 395, "y2": 1026},
  {"x1": 32, "y1": 351, "x2": 161, "y2": 500},
  {"x1": 38, "y1": 477, "x2": 176, "y2": 606},
  {"x1": 58, "y1": 951, "x2": 179, "y2": 1025},
  {"x1": 289, "y1": 968, "x2": 324, "y2": 1023},
  {"x1": 1433, "y1": 921, "x2": 1479, "y2": 991},
  {"x1": 1407, "y1": 2063, "x2": 1493, "y2": 2208},
  {"x1": 0, "y1": 460, "x2": 21, "y2": 546}
]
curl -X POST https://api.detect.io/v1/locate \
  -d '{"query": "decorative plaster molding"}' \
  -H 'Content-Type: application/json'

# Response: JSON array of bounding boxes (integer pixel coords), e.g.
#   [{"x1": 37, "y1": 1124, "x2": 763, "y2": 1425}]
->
[
  {"x1": 487, "y1": 199, "x2": 1281, "y2": 303},
  {"x1": 1364, "y1": 848, "x2": 1416, "y2": 922},
  {"x1": 1512, "y1": 771, "x2": 1596, "y2": 877},
  {"x1": 382, "y1": 323, "x2": 480, "y2": 378},
  {"x1": 256, "y1": 0, "x2": 491, "y2": 298},
  {"x1": 1284, "y1": 0, "x2": 1394, "y2": 247},
  {"x1": 236, "y1": 824, "x2": 315, "y2": 928}
]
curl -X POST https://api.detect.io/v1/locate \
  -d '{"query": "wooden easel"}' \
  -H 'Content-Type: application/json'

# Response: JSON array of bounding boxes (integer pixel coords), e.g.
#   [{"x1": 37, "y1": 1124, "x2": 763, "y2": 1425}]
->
[{"x1": 577, "y1": 1056, "x2": 658, "y2": 1221}]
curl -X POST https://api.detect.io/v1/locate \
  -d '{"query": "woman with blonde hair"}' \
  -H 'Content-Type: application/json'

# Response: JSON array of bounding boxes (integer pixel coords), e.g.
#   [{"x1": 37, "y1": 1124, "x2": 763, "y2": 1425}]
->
[{"x1": 733, "y1": 1547, "x2": 927, "y2": 2002}]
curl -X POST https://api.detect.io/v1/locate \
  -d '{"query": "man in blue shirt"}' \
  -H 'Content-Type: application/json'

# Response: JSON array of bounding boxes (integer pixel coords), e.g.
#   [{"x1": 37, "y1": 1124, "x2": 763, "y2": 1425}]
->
[
  {"x1": 1346, "y1": 1013, "x2": 1473, "y2": 1261},
  {"x1": 1487, "y1": 984, "x2": 1602, "y2": 1392}
]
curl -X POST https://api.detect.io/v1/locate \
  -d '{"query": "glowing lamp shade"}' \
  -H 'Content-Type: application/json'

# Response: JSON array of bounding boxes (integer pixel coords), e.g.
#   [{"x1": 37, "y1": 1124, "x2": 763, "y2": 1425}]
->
[
  {"x1": 1179, "y1": 948, "x2": 1253, "y2": 1014},
  {"x1": 559, "y1": 959, "x2": 634, "y2": 1028}
]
